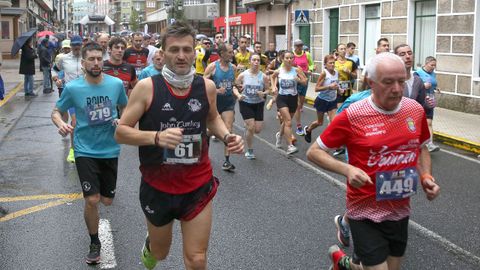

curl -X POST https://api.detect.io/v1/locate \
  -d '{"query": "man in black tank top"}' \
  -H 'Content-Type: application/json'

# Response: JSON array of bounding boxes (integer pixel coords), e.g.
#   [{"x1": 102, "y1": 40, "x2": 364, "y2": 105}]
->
[{"x1": 115, "y1": 21, "x2": 243, "y2": 270}]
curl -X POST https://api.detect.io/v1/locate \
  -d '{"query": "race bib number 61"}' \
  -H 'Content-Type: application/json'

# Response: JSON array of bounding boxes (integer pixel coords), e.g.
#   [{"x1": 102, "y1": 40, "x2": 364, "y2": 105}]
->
[{"x1": 163, "y1": 134, "x2": 202, "y2": 165}]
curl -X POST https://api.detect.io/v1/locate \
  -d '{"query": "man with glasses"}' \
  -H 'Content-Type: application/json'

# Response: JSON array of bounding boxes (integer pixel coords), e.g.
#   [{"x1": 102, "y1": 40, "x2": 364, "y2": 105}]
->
[{"x1": 195, "y1": 38, "x2": 212, "y2": 76}]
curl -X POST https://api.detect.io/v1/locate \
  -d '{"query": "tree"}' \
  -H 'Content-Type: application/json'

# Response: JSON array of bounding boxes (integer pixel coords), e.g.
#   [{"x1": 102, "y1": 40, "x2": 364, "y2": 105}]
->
[{"x1": 130, "y1": 8, "x2": 140, "y2": 31}]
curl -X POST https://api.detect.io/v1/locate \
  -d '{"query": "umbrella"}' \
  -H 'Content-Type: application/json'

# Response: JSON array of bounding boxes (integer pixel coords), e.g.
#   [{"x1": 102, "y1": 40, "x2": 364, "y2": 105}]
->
[
  {"x1": 11, "y1": 29, "x2": 37, "y2": 57},
  {"x1": 37, "y1": 30, "x2": 54, "y2": 38}
]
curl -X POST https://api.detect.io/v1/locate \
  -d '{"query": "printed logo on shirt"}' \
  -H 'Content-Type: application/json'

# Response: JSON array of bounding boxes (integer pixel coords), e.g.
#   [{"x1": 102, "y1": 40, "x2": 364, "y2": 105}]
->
[
  {"x1": 188, "y1": 99, "x2": 202, "y2": 112},
  {"x1": 367, "y1": 145, "x2": 417, "y2": 168},
  {"x1": 406, "y1": 117, "x2": 416, "y2": 132},
  {"x1": 162, "y1": 103, "x2": 174, "y2": 111}
]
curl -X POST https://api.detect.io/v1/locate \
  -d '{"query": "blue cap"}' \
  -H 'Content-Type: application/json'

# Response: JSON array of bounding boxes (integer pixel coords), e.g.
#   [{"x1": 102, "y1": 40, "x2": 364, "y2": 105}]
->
[{"x1": 71, "y1": 35, "x2": 82, "y2": 46}]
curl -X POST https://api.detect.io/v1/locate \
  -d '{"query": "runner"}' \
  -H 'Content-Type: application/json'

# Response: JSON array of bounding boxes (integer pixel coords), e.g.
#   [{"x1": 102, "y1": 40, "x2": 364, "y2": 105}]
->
[
  {"x1": 253, "y1": 41, "x2": 270, "y2": 72},
  {"x1": 415, "y1": 56, "x2": 440, "y2": 152},
  {"x1": 203, "y1": 32, "x2": 223, "y2": 64},
  {"x1": 265, "y1": 50, "x2": 285, "y2": 110},
  {"x1": 114, "y1": 21, "x2": 243, "y2": 270},
  {"x1": 234, "y1": 35, "x2": 251, "y2": 77},
  {"x1": 102, "y1": 36, "x2": 137, "y2": 96},
  {"x1": 306, "y1": 52, "x2": 440, "y2": 270},
  {"x1": 292, "y1": 39, "x2": 315, "y2": 136},
  {"x1": 271, "y1": 51, "x2": 307, "y2": 154},
  {"x1": 52, "y1": 35, "x2": 84, "y2": 163},
  {"x1": 234, "y1": 53, "x2": 270, "y2": 159},
  {"x1": 204, "y1": 43, "x2": 238, "y2": 171},
  {"x1": 96, "y1": 33, "x2": 110, "y2": 61},
  {"x1": 334, "y1": 43, "x2": 357, "y2": 106},
  {"x1": 138, "y1": 49, "x2": 164, "y2": 80},
  {"x1": 123, "y1": 32, "x2": 149, "y2": 76},
  {"x1": 194, "y1": 38, "x2": 210, "y2": 76},
  {"x1": 303, "y1": 54, "x2": 338, "y2": 143},
  {"x1": 51, "y1": 42, "x2": 128, "y2": 265}
]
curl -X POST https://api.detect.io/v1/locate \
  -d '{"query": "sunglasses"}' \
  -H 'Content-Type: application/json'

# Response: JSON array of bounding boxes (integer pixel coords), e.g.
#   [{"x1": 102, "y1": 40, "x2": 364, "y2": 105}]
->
[{"x1": 203, "y1": 42, "x2": 211, "y2": 45}]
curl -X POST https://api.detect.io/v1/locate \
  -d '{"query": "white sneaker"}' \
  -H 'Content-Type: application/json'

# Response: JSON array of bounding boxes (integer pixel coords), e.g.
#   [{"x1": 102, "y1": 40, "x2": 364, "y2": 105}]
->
[
  {"x1": 426, "y1": 142, "x2": 440, "y2": 152},
  {"x1": 286, "y1": 145, "x2": 298, "y2": 155},
  {"x1": 245, "y1": 150, "x2": 256, "y2": 160},
  {"x1": 275, "y1": 132, "x2": 282, "y2": 148}
]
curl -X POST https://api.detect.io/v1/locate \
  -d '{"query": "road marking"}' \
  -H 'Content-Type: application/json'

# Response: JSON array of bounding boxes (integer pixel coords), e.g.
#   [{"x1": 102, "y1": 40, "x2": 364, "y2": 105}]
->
[
  {"x1": 0, "y1": 193, "x2": 83, "y2": 202},
  {"x1": 0, "y1": 82, "x2": 23, "y2": 107},
  {"x1": 439, "y1": 148, "x2": 480, "y2": 164},
  {"x1": 0, "y1": 193, "x2": 83, "y2": 222},
  {"x1": 234, "y1": 123, "x2": 480, "y2": 266},
  {"x1": 99, "y1": 219, "x2": 117, "y2": 269}
]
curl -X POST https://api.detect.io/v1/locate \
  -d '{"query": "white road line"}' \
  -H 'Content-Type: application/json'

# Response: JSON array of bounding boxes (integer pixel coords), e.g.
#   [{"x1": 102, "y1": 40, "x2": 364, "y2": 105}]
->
[
  {"x1": 234, "y1": 123, "x2": 480, "y2": 266},
  {"x1": 99, "y1": 218, "x2": 117, "y2": 269},
  {"x1": 439, "y1": 148, "x2": 480, "y2": 164}
]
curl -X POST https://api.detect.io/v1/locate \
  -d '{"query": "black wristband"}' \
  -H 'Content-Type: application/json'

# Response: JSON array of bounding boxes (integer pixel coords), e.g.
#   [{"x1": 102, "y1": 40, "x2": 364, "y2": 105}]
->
[{"x1": 223, "y1": 133, "x2": 230, "y2": 145}]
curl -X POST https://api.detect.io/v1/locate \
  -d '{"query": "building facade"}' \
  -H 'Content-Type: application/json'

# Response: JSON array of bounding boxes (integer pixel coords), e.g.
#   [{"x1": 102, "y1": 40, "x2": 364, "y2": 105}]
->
[{"x1": 284, "y1": 0, "x2": 479, "y2": 114}]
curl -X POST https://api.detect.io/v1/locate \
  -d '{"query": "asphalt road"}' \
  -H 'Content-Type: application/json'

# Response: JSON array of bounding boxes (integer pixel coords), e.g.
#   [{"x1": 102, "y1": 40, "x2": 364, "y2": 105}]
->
[{"x1": 0, "y1": 91, "x2": 479, "y2": 269}]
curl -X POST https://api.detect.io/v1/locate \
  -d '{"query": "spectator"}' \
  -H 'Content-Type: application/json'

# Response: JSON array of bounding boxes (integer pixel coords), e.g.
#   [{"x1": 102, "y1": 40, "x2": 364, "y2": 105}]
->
[
  {"x1": 265, "y1": 42, "x2": 278, "y2": 62},
  {"x1": 19, "y1": 37, "x2": 38, "y2": 97},
  {"x1": 38, "y1": 38, "x2": 53, "y2": 94}
]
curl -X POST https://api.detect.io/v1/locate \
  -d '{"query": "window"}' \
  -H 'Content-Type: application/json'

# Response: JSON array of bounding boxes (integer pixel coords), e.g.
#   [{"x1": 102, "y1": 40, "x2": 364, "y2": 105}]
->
[
  {"x1": 414, "y1": 0, "x2": 436, "y2": 68},
  {"x1": 147, "y1": 1, "x2": 156, "y2": 8},
  {"x1": 2, "y1": 21, "x2": 10, "y2": 39},
  {"x1": 364, "y1": 4, "x2": 381, "y2": 64}
]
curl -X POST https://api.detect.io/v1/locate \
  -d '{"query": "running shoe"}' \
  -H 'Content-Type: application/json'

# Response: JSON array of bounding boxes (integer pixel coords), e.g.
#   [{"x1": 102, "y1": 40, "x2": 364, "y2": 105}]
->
[
  {"x1": 426, "y1": 142, "x2": 440, "y2": 152},
  {"x1": 286, "y1": 145, "x2": 298, "y2": 155},
  {"x1": 332, "y1": 148, "x2": 345, "y2": 157},
  {"x1": 304, "y1": 125, "x2": 312, "y2": 143},
  {"x1": 245, "y1": 149, "x2": 256, "y2": 160},
  {"x1": 141, "y1": 236, "x2": 157, "y2": 270},
  {"x1": 334, "y1": 215, "x2": 350, "y2": 247},
  {"x1": 295, "y1": 126, "x2": 304, "y2": 136},
  {"x1": 275, "y1": 132, "x2": 282, "y2": 148},
  {"x1": 85, "y1": 243, "x2": 101, "y2": 265},
  {"x1": 67, "y1": 148, "x2": 75, "y2": 163},
  {"x1": 328, "y1": 245, "x2": 350, "y2": 270},
  {"x1": 222, "y1": 161, "x2": 236, "y2": 171}
]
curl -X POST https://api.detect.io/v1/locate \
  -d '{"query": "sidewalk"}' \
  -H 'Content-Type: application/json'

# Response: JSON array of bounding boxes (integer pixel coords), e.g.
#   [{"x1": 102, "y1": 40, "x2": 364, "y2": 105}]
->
[
  {"x1": 305, "y1": 81, "x2": 480, "y2": 154},
  {"x1": 0, "y1": 58, "x2": 43, "y2": 106}
]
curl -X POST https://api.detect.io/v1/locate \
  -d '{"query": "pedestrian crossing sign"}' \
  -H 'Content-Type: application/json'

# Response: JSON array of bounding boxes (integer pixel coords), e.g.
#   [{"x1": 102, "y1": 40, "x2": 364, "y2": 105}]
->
[{"x1": 295, "y1": 10, "x2": 309, "y2": 25}]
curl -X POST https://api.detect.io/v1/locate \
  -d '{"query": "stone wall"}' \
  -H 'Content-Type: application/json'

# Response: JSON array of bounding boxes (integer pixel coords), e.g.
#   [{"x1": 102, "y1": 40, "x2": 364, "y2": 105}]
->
[{"x1": 302, "y1": 0, "x2": 479, "y2": 113}]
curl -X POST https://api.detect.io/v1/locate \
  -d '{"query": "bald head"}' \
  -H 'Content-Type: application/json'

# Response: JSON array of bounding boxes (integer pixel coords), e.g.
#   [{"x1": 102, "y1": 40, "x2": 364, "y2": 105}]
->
[{"x1": 97, "y1": 33, "x2": 110, "y2": 50}]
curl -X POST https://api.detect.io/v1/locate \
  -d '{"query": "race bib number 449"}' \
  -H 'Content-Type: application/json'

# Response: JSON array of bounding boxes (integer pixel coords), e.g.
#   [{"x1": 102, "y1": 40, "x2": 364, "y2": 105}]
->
[
  {"x1": 86, "y1": 100, "x2": 113, "y2": 126},
  {"x1": 163, "y1": 134, "x2": 202, "y2": 165},
  {"x1": 376, "y1": 167, "x2": 418, "y2": 201}
]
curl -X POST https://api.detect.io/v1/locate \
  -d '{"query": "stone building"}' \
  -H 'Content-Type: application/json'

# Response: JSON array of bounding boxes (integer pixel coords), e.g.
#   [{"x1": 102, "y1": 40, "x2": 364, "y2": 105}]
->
[{"x1": 288, "y1": 0, "x2": 479, "y2": 114}]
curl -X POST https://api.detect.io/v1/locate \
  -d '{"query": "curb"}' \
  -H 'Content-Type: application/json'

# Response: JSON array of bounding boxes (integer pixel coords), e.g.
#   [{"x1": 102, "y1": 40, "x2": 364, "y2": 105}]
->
[
  {"x1": 0, "y1": 82, "x2": 23, "y2": 107},
  {"x1": 304, "y1": 96, "x2": 480, "y2": 154},
  {"x1": 433, "y1": 132, "x2": 480, "y2": 154}
]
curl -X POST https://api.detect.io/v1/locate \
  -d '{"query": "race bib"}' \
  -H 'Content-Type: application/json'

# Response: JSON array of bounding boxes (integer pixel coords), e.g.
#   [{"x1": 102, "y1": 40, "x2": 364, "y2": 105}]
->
[
  {"x1": 339, "y1": 81, "x2": 350, "y2": 90},
  {"x1": 163, "y1": 134, "x2": 202, "y2": 165},
  {"x1": 245, "y1": 85, "x2": 261, "y2": 96},
  {"x1": 376, "y1": 167, "x2": 418, "y2": 201},
  {"x1": 86, "y1": 100, "x2": 113, "y2": 126}
]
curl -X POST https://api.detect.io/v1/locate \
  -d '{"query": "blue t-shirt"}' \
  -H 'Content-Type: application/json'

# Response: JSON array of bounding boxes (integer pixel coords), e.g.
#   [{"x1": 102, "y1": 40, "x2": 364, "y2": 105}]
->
[
  {"x1": 56, "y1": 74, "x2": 128, "y2": 158},
  {"x1": 414, "y1": 68, "x2": 437, "y2": 94},
  {"x1": 336, "y1": 89, "x2": 371, "y2": 113},
  {"x1": 138, "y1": 64, "x2": 161, "y2": 80}
]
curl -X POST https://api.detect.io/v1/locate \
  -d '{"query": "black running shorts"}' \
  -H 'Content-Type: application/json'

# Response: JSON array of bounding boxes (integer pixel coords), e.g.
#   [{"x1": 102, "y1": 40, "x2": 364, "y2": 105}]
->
[
  {"x1": 349, "y1": 217, "x2": 409, "y2": 266},
  {"x1": 75, "y1": 157, "x2": 118, "y2": 198},
  {"x1": 239, "y1": 101, "x2": 265, "y2": 121},
  {"x1": 139, "y1": 177, "x2": 219, "y2": 227},
  {"x1": 276, "y1": 94, "x2": 298, "y2": 113}
]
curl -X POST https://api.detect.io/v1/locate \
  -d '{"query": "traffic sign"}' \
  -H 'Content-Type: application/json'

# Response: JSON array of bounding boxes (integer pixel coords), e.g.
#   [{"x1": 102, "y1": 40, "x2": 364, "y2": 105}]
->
[{"x1": 295, "y1": 10, "x2": 309, "y2": 25}]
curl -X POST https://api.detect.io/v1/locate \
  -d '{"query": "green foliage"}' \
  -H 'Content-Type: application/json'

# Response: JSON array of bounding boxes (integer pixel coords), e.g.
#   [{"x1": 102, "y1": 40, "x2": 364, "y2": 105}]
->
[{"x1": 130, "y1": 8, "x2": 140, "y2": 31}]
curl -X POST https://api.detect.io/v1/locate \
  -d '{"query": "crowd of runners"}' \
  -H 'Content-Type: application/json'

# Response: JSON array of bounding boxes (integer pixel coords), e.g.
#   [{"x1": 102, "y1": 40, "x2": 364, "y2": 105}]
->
[{"x1": 35, "y1": 20, "x2": 442, "y2": 270}]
